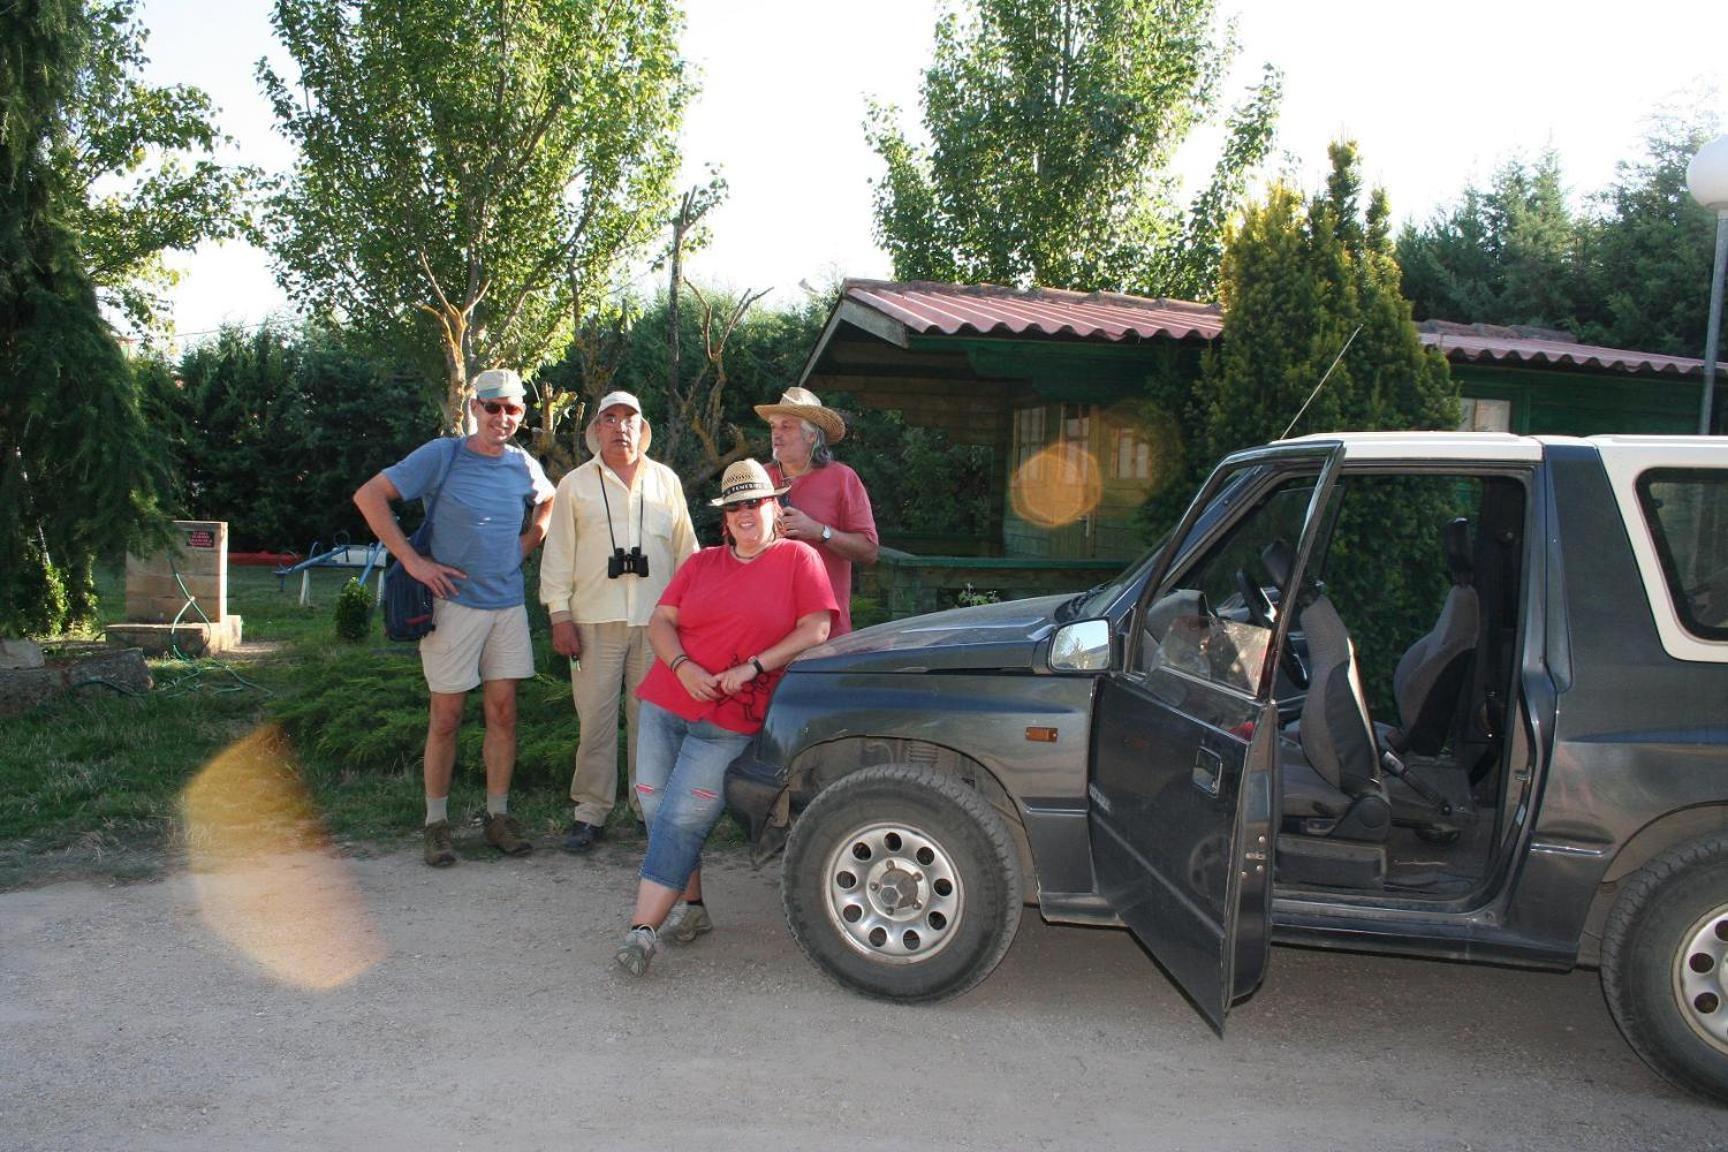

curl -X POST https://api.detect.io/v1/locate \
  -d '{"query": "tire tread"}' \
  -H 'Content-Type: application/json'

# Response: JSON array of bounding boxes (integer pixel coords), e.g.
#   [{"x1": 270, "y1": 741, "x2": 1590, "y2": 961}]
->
[
  {"x1": 781, "y1": 764, "x2": 1024, "y2": 1004},
  {"x1": 1601, "y1": 832, "x2": 1728, "y2": 1102}
]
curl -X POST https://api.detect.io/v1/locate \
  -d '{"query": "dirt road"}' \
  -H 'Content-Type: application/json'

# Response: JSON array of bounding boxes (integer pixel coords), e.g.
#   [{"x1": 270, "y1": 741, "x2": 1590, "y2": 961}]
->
[{"x1": 2, "y1": 841, "x2": 1719, "y2": 1151}]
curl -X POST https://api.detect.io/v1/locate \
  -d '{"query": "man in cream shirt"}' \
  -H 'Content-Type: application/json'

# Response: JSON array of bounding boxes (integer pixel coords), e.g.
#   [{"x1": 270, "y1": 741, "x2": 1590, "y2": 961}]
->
[{"x1": 540, "y1": 391, "x2": 697, "y2": 852}]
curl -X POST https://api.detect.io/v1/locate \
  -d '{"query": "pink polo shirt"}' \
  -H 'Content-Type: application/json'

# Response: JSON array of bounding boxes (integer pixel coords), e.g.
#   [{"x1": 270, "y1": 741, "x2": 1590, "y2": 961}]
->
[{"x1": 768, "y1": 460, "x2": 877, "y2": 635}]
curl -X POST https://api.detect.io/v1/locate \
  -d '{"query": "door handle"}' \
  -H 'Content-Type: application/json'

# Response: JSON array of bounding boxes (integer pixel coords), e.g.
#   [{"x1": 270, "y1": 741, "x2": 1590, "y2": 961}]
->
[{"x1": 1191, "y1": 746, "x2": 1222, "y2": 796}]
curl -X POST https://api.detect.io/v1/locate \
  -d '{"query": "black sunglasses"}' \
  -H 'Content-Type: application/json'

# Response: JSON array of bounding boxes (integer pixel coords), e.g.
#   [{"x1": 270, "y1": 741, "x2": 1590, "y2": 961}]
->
[
  {"x1": 478, "y1": 400, "x2": 524, "y2": 417},
  {"x1": 724, "y1": 497, "x2": 775, "y2": 512}
]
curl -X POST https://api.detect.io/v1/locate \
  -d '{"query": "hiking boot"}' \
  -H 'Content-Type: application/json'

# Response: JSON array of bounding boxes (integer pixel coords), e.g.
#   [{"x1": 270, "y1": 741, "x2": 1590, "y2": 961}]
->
[
  {"x1": 614, "y1": 925, "x2": 658, "y2": 976},
  {"x1": 423, "y1": 820, "x2": 456, "y2": 867},
  {"x1": 483, "y1": 812, "x2": 532, "y2": 856},
  {"x1": 661, "y1": 903, "x2": 712, "y2": 946},
  {"x1": 562, "y1": 820, "x2": 603, "y2": 854}
]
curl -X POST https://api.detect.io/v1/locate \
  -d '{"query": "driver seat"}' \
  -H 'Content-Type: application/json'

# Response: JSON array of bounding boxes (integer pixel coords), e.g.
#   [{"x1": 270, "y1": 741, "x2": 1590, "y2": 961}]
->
[
  {"x1": 1256, "y1": 538, "x2": 1391, "y2": 844},
  {"x1": 1280, "y1": 592, "x2": 1393, "y2": 843}
]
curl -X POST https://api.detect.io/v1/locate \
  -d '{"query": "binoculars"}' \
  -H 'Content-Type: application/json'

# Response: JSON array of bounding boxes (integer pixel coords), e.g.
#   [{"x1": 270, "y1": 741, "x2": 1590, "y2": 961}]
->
[{"x1": 608, "y1": 546, "x2": 649, "y2": 579}]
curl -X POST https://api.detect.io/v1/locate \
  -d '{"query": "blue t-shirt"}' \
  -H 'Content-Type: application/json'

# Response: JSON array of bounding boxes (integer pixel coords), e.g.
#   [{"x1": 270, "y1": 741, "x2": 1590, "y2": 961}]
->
[{"x1": 385, "y1": 438, "x2": 553, "y2": 610}]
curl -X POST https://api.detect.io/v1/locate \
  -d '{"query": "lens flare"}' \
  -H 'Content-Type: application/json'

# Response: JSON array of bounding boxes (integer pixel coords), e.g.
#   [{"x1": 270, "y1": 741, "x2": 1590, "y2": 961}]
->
[
  {"x1": 181, "y1": 724, "x2": 385, "y2": 990},
  {"x1": 1010, "y1": 445, "x2": 1103, "y2": 529}
]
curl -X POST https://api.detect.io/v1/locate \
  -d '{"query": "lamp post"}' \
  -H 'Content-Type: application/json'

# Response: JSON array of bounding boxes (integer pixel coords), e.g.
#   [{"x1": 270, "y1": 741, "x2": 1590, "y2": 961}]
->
[{"x1": 1687, "y1": 134, "x2": 1728, "y2": 435}]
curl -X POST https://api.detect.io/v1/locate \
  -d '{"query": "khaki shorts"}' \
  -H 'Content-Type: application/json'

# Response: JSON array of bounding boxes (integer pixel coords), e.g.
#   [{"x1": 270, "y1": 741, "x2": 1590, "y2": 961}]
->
[{"x1": 419, "y1": 600, "x2": 535, "y2": 694}]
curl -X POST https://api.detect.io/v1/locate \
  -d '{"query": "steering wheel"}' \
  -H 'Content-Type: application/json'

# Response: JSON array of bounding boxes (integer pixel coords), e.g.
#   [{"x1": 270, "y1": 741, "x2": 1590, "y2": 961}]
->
[
  {"x1": 1235, "y1": 569, "x2": 1277, "y2": 628},
  {"x1": 1235, "y1": 569, "x2": 1309, "y2": 689}
]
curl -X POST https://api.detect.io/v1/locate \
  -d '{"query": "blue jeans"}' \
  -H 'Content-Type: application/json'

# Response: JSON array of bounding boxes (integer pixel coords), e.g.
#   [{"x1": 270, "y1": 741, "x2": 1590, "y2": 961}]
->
[{"x1": 635, "y1": 699, "x2": 753, "y2": 892}]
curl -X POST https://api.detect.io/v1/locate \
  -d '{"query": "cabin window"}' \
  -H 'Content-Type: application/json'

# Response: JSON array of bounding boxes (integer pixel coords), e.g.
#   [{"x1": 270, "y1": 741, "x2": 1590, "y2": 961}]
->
[
  {"x1": 1013, "y1": 406, "x2": 1048, "y2": 482},
  {"x1": 1458, "y1": 397, "x2": 1512, "y2": 432}
]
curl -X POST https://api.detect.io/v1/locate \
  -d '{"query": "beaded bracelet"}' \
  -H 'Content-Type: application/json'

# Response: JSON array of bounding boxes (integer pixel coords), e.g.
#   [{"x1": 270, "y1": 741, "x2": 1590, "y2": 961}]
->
[{"x1": 669, "y1": 654, "x2": 690, "y2": 673}]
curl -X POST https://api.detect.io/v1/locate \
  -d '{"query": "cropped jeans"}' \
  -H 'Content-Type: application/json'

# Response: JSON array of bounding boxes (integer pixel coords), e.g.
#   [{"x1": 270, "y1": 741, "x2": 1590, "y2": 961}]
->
[{"x1": 635, "y1": 699, "x2": 753, "y2": 893}]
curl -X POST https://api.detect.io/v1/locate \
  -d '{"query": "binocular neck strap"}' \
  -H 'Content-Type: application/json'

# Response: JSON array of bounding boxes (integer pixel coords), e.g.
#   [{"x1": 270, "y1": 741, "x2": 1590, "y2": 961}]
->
[{"x1": 596, "y1": 465, "x2": 644, "y2": 551}]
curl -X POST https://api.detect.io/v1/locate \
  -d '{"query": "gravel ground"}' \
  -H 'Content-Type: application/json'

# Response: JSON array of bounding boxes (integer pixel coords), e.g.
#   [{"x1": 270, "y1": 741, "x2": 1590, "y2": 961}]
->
[{"x1": 2, "y1": 839, "x2": 1722, "y2": 1151}]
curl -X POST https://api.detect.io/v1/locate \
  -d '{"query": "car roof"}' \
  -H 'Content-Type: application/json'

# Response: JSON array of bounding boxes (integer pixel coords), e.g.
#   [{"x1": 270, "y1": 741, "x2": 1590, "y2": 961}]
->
[
  {"x1": 1277, "y1": 431, "x2": 1727, "y2": 464},
  {"x1": 1277, "y1": 431, "x2": 1544, "y2": 461}
]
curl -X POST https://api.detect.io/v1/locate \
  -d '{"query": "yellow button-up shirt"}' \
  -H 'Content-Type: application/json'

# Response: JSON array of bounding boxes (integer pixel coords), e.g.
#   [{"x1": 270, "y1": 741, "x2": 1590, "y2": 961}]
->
[{"x1": 538, "y1": 456, "x2": 697, "y2": 626}]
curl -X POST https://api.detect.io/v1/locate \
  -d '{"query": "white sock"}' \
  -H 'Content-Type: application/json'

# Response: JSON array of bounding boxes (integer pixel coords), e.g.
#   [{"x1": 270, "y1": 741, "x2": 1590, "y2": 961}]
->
[
  {"x1": 486, "y1": 793, "x2": 508, "y2": 817},
  {"x1": 425, "y1": 796, "x2": 448, "y2": 825}
]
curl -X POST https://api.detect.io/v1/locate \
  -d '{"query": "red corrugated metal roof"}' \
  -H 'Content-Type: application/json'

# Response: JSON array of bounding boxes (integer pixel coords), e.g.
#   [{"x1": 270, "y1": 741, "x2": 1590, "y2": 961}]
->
[
  {"x1": 839, "y1": 280, "x2": 1722, "y2": 377},
  {"x1": 1416, "y1": 320, "x2": 1718, "y2": 376},
  {"x1": 844, "y1": 279, "x2": 1222, "y2": 342}
]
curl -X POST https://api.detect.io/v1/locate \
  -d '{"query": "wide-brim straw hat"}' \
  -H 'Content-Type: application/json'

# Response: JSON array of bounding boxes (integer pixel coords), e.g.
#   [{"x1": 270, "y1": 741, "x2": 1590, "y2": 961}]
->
[
  {"x1": 709, "y1": 458, "x2": 793, "y2": 507},
  {"x1": 754, "y1": 386, "x2": 846, "y2": 443},
  {"x1": 584, "y1": 390, "x2": 652, "y2": 457}
]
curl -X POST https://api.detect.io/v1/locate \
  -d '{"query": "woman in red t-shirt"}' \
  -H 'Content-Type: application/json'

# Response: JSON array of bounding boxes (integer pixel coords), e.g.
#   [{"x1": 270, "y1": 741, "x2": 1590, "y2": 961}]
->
[{"x1": 614, "y1": 459, "x2": 837, "y2": 976}]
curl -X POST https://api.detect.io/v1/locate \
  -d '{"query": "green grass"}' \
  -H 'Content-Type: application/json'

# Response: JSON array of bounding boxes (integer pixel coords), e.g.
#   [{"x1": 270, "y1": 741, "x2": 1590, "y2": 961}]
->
[{"x1": 0, "y1": 563, "x2": 652, "y2": 888}]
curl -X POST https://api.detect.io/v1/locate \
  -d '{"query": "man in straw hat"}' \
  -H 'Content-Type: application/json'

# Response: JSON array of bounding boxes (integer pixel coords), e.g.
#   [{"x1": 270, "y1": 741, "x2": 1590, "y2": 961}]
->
[
  {"x1": 756, "y1": 386, "x2": 878, "y2": 635},
  {"x1": 540, "y1": 391, "x2": 697, "y2": 854},
  {"x1": 355, "y1": 367, "x2": 555, "y2": 867}
]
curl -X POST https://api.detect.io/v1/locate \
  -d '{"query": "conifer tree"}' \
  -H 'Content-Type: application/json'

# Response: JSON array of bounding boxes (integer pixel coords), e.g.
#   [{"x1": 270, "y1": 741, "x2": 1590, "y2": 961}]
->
[
  {"x1": 1158, "y1": 142, "x2": 1458, "y2": 694},
  {"x1": 0, "y1": 0, "x2": 169, "y2": 635}
]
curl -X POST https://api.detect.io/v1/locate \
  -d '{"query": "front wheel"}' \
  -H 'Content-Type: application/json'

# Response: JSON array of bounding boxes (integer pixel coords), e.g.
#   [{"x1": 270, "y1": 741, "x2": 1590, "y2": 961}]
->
[
  {"x1": 1602, "y1": 834, "x2": 1728, "y2": 1102},
  {"x1": 782, "y1": 765, "x2": 1023, "y2": 1003}
]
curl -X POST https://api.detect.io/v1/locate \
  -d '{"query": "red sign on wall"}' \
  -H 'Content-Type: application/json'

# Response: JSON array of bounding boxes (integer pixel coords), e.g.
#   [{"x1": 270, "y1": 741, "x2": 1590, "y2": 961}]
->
[{"x1": 184, "y1": 529, "x2": 216, "y2": 549}]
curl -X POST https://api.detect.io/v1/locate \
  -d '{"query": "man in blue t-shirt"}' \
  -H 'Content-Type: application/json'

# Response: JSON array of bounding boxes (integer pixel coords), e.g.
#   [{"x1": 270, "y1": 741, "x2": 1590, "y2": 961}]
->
[{"x1": 355, "y1": 368, "x2": 555, "y2": 867}]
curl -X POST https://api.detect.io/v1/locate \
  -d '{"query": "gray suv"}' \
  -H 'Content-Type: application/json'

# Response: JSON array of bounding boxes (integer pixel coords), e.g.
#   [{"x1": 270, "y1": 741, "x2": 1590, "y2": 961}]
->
[{"x1": 730, "y1": 433, "x2": 1728, "y2": 1102}]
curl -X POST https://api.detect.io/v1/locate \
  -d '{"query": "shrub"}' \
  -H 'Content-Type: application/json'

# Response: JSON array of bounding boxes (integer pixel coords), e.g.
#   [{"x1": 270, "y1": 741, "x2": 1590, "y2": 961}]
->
[
  {"x1": 271, "y1": 645, "x2": 579, "y2": 790},
  {"x1": 332, "y1": 578, "x2": 372, "y2": 641}
]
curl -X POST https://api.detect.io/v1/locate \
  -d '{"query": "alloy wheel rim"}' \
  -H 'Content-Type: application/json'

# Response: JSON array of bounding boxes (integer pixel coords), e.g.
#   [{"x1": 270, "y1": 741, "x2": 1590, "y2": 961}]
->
[{"x1": 821, "y1": 821, "x2": 964, "y2": 964}]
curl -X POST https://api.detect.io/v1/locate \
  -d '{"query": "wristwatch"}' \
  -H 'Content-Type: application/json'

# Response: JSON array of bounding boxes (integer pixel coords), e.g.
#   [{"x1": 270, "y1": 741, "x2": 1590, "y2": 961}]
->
[{"x1": 820, "y1": 524, "x2": 833, "y2": 542}]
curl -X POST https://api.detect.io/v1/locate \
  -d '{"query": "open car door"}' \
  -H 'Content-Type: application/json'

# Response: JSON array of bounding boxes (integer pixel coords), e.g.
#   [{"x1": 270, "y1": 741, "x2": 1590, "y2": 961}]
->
[{"x1": 1088, "y1": 442, "x2": 1345, "y2": 1030}]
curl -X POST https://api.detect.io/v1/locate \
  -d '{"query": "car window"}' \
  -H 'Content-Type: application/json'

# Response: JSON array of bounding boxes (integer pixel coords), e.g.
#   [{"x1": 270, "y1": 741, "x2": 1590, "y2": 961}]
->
[
  {"x1": 1067, "y1": 468, "x2": 1266, "y2": 621},
  {"x1": 1636, "y1": 468, "x2": 1728, "y2": 642},
  {"x1": 1136, "y1": 472, "x2": 1317, "y2": 697}
]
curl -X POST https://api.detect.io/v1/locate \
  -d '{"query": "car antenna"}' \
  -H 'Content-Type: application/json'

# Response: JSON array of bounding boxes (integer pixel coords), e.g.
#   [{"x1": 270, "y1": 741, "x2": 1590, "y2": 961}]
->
[{"x1": 1281, "y1": 324, "x2": 1363, "y2": 440}]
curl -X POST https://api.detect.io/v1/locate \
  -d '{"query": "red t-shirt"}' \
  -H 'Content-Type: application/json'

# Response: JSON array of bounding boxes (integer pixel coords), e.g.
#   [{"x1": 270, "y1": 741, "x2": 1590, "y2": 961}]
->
[
  {"x1": 636, "y1": 539, "x2": 837, "y2": 734},
  {"x1": 768, "y1": 460, "x2": 877, "y2": 635}
]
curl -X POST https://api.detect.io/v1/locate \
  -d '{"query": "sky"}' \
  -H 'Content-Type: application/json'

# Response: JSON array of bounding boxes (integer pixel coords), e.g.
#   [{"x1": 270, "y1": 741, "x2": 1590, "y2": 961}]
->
[{"x1": 134, "y1": 0, "x2": 1728, "y2": 344}]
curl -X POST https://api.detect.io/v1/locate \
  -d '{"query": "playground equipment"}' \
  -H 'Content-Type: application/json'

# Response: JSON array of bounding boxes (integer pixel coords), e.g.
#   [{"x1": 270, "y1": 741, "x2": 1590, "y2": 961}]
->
[{"x1": 274, "y1": 535, "x2": 390, "y2": 606}]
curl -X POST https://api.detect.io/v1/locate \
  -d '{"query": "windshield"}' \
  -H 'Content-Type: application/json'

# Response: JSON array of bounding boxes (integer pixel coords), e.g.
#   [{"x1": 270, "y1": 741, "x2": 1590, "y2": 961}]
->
[
  {"x1": 1061, "y1": 465, "x2": 1265, "y2": 621},
  {"x1": 1061, "y1": 537, "x2": 1166, "y2": 621}
]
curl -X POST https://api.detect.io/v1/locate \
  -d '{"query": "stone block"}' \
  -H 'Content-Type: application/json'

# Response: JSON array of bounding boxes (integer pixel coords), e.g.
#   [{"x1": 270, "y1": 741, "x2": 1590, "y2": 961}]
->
[
  {"x1": 125, "y1": 520, "x2": 230, "y2": 622},
  {"x1": 106, "y1": 616, "x2": 243, "y2": 657}
]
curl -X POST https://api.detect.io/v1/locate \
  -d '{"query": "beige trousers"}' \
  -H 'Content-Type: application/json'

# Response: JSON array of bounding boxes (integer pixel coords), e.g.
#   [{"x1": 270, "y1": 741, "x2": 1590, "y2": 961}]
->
[{"x1": 568, "y1": 620, "x2": 651, "y2": 825}]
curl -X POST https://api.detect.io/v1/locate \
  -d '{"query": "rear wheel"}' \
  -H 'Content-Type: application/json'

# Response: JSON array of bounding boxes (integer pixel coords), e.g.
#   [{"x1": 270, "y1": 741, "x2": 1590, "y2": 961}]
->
[
  {"x1": 782, "y1": 765, "x2": 1023, "y2": 1003},
  {"x1": 1602, "y1": 835, "x2": 1728, "y2": 1102}
]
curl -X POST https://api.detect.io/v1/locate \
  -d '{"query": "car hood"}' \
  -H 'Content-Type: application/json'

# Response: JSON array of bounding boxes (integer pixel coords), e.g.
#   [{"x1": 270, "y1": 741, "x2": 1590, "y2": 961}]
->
[{"x1": 790, "y1": 594, "x2": 1067, "y2": 674}]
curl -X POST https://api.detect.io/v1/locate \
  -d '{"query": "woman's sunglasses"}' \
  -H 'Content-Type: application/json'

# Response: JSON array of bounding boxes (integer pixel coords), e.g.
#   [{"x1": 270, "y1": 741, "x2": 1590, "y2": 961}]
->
[
  {"x1": 724, "y1": 497, "x2": 775, "y2": 512},
  {"x1": 478, "y1": 400, "x2": 524, "y2": 417}
]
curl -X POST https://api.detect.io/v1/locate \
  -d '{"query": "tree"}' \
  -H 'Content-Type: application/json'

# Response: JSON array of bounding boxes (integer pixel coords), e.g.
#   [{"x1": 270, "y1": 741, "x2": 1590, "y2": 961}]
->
[
  {"x1": 1394, "y1": 101, "x2": 1723, "y2": 359},
  {"x1": 1397, "y1": 151, "x2": 1583, "y2": 330},
  {"x1": 59, "y1": 0, "x2": 256, "y2": 338},
  {"x1": 151, "y1": 323, "x2": 437, "y2": 551},
  {"x1": 1, "y1": 0, "x2": 170, "y2": 635},
  {"x1": 1577, "y1": 104, "x2": 1723, "y2": 356},
  {"x1": 261, "y1": 0, "x2": 689, "y2": 429},
  {"x1": 1167, "y1": 143, "x2": 1459, "y2": 697},
  {"x1": 1198, "y1": 143, "x2": 1455, "y2": 460},
  {"x1": 867, "y1": 0, "x2": 1280, "y2": 299}
]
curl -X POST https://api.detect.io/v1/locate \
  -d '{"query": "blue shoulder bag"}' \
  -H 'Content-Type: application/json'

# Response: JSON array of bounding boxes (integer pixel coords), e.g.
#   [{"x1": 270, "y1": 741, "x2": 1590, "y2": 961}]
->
[{"x1": 382, "y1": 438, "x2": 461, "y2": 642}]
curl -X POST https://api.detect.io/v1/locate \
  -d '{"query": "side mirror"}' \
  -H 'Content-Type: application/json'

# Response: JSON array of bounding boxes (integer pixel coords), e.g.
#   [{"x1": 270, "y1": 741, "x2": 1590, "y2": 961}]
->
[{"x1": 1050, "y1": 619, "x2": 1111, "y2": 672}]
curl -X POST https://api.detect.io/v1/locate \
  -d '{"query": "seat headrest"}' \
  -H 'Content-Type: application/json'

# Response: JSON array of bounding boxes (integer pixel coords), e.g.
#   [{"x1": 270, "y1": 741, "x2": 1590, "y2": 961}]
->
[
  {"x1": 1443, "y1": 517, "x2": 1473, "y2": 586},
  {"x1": 1261, "y1": 538, "x2": 1295, "y2": 589}
]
